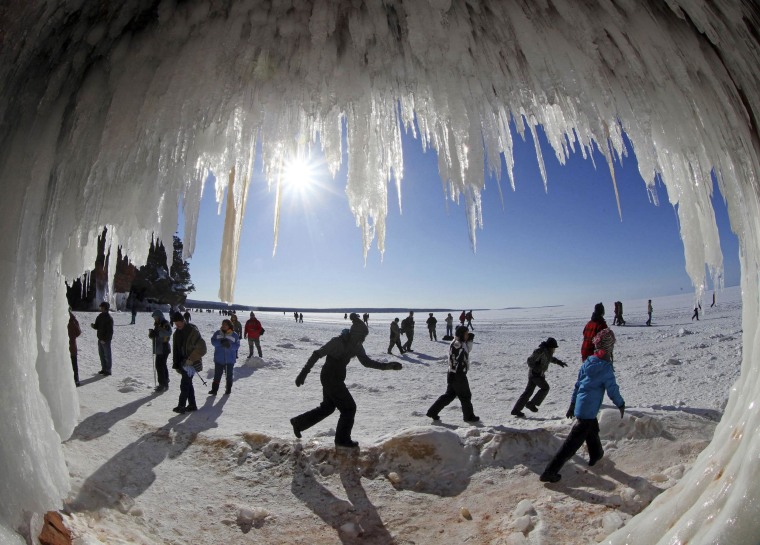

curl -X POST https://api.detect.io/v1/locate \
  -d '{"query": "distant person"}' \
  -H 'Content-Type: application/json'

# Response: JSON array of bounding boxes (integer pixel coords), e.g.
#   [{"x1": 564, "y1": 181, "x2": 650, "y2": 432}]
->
[
  {"x1": 426, "y1": 325, "x2": 479, "y2": 423},
  {"x1": 130, "y1": 296, "x2": 138, "y2": 325},
  {"x1": 299, "y1": 312, "x2": 304, "y2": 323},
  {"x1": 401, "y1": 311, "x2": 415, "y2": 352},
  {"x1": 244, "y1": 311, "x2": 264, "y2": 358},
  {"x1": 170, "y1": 312, "x2": 207, "y2": 414},
  {"x1": 183, "y1": 311, "x2": 191, "y2": 323},
  {"x1": 67, "y1": 308, "x2": 81, "y2": 387},
  {"x1": 294, "y1": 311, "x2": 299, "y2": 322},
  {"x1": 91, "y1": 302, "x2": 114, "y2": 376},
  {"x1": 344, "y1": 313, "x2": 348, "y2": 320},
  {"x1": 646, "y1": 299, "x2": 653, "y2": 326},
  {"x1": 540, "y1": 328, "x2": 625, "y2": 483},
  {"x1": 445, "y1": 313, "x2": 454, "y2": 338},
  {"x1": 465, "y1": 310, "x2": 474, "y2": 331},
  {"x1": 209, "y1": 319, "x2": 240, "y2": 395},
  {"x1": 511, "y1": 337, "x2": 567, "y2": 418},
  {"x1": 363, "y1": 312, "x2": 369, "y2": 325},
  {"x1": 426, "y1": 313, "x2": 438, "y2": 341},
  {"x1": 692, "y1": 306, "x2": 700, "y2": 321},
  {"x1": 711, "y1": 292, "x2": 716, "y2": 307},
  {"x1": 581, "y1": 303, "x2": 607, "y2": 362},
  {"x1": 459, "y1": 310, "x2": 466, "y2": 326},
  {"x1": 612, "y1": 301, "x2": 625, "y2": 326},
  {"x1": 290, "y1": 314, "x2": 402, "y2": 448},
  {"x1": 388, "y1": 317, "x2": 404, "y2": 355},
  {"x1": 230, "y1": 313, "x2": 242, "y2": 336},
  {"x1": 148, "y1": 310, "x2": 172, "y2": 392}
]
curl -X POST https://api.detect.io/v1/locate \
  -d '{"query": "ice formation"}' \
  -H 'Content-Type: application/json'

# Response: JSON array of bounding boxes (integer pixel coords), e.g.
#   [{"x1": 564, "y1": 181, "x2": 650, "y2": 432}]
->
[{"x1": 0, "y1": 0, "x2": 758, "y2": 543}]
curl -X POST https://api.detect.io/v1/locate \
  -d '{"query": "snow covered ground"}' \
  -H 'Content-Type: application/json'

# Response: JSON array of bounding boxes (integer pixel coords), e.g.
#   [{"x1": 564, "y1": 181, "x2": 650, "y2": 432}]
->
[{"x1": 58, "y1": 288, "x2": 740, "y2": 544}]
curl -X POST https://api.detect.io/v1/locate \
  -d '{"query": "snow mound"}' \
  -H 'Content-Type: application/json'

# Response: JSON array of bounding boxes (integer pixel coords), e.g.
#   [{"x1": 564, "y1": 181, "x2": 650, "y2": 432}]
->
[
  {"x1": 677, "y1": 328, "x2": 693, "y2": 337},
  {"x1": 599, "y1": 410, "x2": 664, "y2": 440},
  {"x1": 116, "y1": 377, "x2": 145, "y2": 393},
  {"x1": 276, "y1": 343, "x2": 297, "y2": 349}
]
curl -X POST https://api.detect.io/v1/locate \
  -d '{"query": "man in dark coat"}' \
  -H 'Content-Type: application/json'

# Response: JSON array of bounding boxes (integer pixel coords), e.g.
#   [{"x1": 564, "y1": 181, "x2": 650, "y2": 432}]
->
[
  {"x1": 388, "y1": 317, "x2": 404, "y2": 355},
  {"x1": 290, "y1": 313, "x2": 402, "y2": 448},
  {"x1": 401, "y1": 311, "x2": 415, "y2": 352},
  {"x1": 91, "y1": 302, "x2": 114, "y2": 375},
  {"x1": 511, "y1": 337, "x2": 567, "y2": 417},
  {"x1": 149, "y1": 310, "x2": 172, "y2": 392},
  {"x1": 171, "y1": 312, "x2": 206, "y2": 413},
  {"x1": 426, "y1": 313, "x2": 438, "y2": 341}
]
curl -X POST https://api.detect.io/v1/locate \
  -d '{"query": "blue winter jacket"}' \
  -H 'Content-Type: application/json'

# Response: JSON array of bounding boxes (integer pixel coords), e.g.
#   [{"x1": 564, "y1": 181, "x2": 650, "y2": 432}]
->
[
  {"x1": 571, "y1": 355, "x2": 624, "y2": 419},
  {"x1": 210, "y1": 331, "x2": 240, "y2": 365}
]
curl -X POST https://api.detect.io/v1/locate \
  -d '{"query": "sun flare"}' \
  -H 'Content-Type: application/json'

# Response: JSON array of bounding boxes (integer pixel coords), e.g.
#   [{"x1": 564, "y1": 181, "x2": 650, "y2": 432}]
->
[{"x1": 282, "y1": 156, "x2": 315, "y2": 191}]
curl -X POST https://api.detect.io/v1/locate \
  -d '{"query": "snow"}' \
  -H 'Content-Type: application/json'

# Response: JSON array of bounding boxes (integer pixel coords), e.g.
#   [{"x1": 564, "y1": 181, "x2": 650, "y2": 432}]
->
[
  {"x1": 48, "y1": 289, "x2": 738, "y2": 543},
  {"x1": 0, "y1": 1, "x2": 760, "y2": 543}
]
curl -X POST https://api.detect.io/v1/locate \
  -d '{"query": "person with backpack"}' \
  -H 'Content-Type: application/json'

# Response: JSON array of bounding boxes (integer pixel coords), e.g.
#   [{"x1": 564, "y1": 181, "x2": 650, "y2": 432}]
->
[
  {"x1": 401, "y1": 311, "x2": 415, "y2": 352},
  {"x1": 581, "y1": 303, "x2": 607, "y2": 362},
  {"x1": 148, "y1": 310, "x2": 172, "y2": 392},
  {"x1": 444, "y1": 313, "x2": 454, "y2": 338},
  {"x1": 425, "y1": 325, "x2": 480, "y2": 423},
  {"x1": 171, "y1": 312, "x2": 207, "y2": 414},
  {"x1": 388, "y1": 317, "x2": 404, "y2": 355},
  {"x1": 540, "y1": 328, "x2": 625, "y2": 483},
  {"x1": 209, "y1": 319, "x2": 240, "y2": 395},
  {"x1": 91, "y1": 302, "x2": 114, "y2": 376},
  {"x1": 465, "y1": 310, "x2": 475, "y2": 331},
  {"x1": 511, "y1": 337, "x2": 567, "y2": 417},
  {"x1": 290, "y1": 313, "x2": 402, "y2": 448},
  {"x1": 67, "y1": 308, "x2": 82, "y2": 387},
  {"x1": 244, "y1": 311, "x2": 264, "y2": 358},
  {"x1": 426, "y1": 313, "x2": 438, "y2": 341}
]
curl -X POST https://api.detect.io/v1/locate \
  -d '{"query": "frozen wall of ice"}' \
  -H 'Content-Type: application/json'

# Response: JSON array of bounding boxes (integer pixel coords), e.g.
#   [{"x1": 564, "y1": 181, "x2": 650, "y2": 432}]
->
[{"x1": 1, "y1": 0, "x2": 759, "y2": 542}]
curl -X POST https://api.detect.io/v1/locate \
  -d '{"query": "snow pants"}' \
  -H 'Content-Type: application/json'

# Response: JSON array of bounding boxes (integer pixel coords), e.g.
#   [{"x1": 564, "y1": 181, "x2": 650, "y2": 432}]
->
[
  {"x1": 291, "y1": 378, "x2": 357, "y2": 444},
  {"x1": 212, "y1": 363, "x2": 234, "y2": 392},
  {"x1": 512, "y1": 371, "x2": 550, "y2": 412},
  {"x1": 427, "y1": 372, "x2": 476, "y2": 420},
  {"x1": 177, "y1": 367, "x2": 197, "y2": 409},
  {"x1": 155, "y1": 352, "x2": 170, "y2": 388},
  {"x1": 388, "y1": 336, "x2": 404, "y2": 354},
  {"x1": 543, "y1": 418, "x2": 603, "y2": 476},
  {"x1": 248, "y1": 337, "x2": 262, "y2": 358}
]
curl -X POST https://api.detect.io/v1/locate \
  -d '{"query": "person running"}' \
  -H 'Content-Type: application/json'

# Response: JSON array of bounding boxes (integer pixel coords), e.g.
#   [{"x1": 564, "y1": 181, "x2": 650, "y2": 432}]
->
[
  {"x1": 646, "y1": 299, "x2": 653, "y2": 326},
  {"x1": 67, "y1": 308, "x2": 82, "y2": 387},
  {"x1": 540, "y1": 328, "x2": 625, "y2": 483},
  {"x1": 426, "y1": 325, "x2": 479, "y2": 423},
  {"x1": 244, "y1": 311, "x2": 264, "y2": 358},
  {"x1": 388, "y1": 317, "x2": 404, "y2": 355},
  {"x1": 290, "y1": 314, "x2": 402, "y2": 448},
  {"x1": 401, "y1": 311, "x2": 415, "y2": 352},
  {"x1": 426, "y1": 313, "x2": 438, "y2": 341},
  {"x1": 170, "y1": 312, "x2": 207, "y2": 414},
  {"x1": 91, "y1": 302, "x2": 114, "y2": 376},
  {"x1": 581, "y1": 303, "x2": 607, "y2": 362},
  {"x1": 465, "y1": 310, "x2": 475, "y2": 331},
  {"x1": 445, "y1": 313, "x2": 454, "y2": 338},
  {"x1": 511, "y1": 337, "x2": 567, "y2": 417},
  {"x1": 209, "y1": 319, "x2": 240, "y2": 395},
  {"x1": 148, "y1": 310, "x2": 172, "y2": 392}
]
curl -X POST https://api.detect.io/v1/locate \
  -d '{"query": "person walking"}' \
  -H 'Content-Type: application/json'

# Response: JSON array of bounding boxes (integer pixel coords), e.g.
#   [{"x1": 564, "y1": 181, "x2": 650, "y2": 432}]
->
[
  {"x1": 581, "y1": 303, "x2": 607, "y2": 362},
  {"x1": 617, "y1": 301, "x2": 626, "y2": 325},
  {"x1": 363, "y1": 312, "x2": 369, "y2": 325},
  {"x1": 401, "y1": 311, "x2": 415, "y2": 352},
  {"x1": 91, "y1": 302, "x2": 114, "y2": 376},
  {"x1": 465, "y1": 310, "x2": 475, "y2": 331},
  {"x1": 129, "y1": 293, "x2": 138, "y2": 325},
  {"x1": 299, "y1": 312, "x2": 304, "y2": 323},
  {"x1": 388, "y1": 317, "x2": 404, "y2": 355},
  {"x1": 646, "y1": 299, "x2": 653, "y2": 326},
  {"x1": 209, "y1": 319, "x2": 240, "y2": 395},
  {"x1": 711, "y1": 292, "x2": 716, "y2": 307},
  {"x1": 445, "y1": 313, "x2": 454, "y2": 338},
  {"x1": 426, "y1": 325, "x2": 479, "y2": 423},
  {"x1": 67, "y1": 308, "x2": 82, "y2": 386},
  {"x1": 692, "y1": 306, "x2": 700, "y2": 320},
  {"x1": 459, "y1": 310, "x2": 466, "y2": 326},
  {"x1": 290, "y1": 314, "x2": 402, "y2": 448},
  {"x1": 540, "y1": 328, "x2": 625, "y2": 483},
  {"x1": 511, "y1": 337, "x2": 567, "y2": 417},
  {"x1": 170, "y1": 312, "x2": 207, "y2": 414},
  {"x1": 426, "y1": 313, "x2": 438, "y2": 341},
  {"x1": 244, "y1": 311, "x2": 264, "y2": 358},
  {"x1": 148, "y1": 310, "x2": 172, "y2": 392}
]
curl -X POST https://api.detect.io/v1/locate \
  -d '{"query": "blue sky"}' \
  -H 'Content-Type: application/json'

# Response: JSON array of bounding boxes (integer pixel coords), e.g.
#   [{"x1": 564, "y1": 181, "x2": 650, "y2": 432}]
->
[{"x1": 182, "y1": 123, "x2": 739, "y2": 310}]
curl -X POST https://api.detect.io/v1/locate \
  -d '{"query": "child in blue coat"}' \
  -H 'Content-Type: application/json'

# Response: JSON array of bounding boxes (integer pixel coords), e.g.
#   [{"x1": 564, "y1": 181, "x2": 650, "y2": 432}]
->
[
  {"x1": 209, "y1": 319, "x2": 240, "y2": 395},
  {"x1": 540, "y1": 328, "x2": 625, "y2": 483}
]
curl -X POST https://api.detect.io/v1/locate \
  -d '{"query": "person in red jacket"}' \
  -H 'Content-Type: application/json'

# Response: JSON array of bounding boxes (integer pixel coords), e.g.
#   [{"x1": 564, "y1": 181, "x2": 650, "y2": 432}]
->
[
  {"x1": 581, "y1": 303, "x2": 607, "y2": 362},
  {"x1": 244, "y1": 311, "x2": 264, "y2": 358}
]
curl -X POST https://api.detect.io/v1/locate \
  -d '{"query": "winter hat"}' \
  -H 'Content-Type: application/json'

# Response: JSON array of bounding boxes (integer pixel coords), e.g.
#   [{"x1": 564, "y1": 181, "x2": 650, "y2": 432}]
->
[
  {"x1": 171, "y1": 311, "x2": 185, "y2": 323},
  {"x1": 99, "y1": 301, "x2": 110, "y2": 311},
  {"x1": 349, "y1": 312, "x2": 360, "y2": 321},
  {"x1": 593, "y1": 328, "x2": 616, "y2": 354},
  {"x1": 429, "y1": 312, "x2": 433, "y2": 316},
  {"x1": 349, "y1": 319, "x2": 369, "y2": 342},
  {"x1": 151, "y1": 310, "x2": 164, "y2": 321},
  {"x1": 250, "y1": 311, "x2": 254, "y2": 318},
  {"x1": 455, "y1": 325, "x2": 469, "y2": 339},
  {"x1": 545, "y1": 337, "x2": 559, "y2": 349},
  {"x1": 593, "y1": 302, "x2": 605, "y2": 317}
]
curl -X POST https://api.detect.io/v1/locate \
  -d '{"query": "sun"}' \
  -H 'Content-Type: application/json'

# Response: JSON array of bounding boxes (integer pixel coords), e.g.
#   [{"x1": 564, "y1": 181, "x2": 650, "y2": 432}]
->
[{"x1": 282, "y1": 155, "x2": 316, "y2": 192}]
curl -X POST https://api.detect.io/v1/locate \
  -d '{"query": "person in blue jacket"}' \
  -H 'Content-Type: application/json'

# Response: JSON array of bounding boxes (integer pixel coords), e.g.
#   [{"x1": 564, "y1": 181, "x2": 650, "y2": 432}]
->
[
  {"x1": 209, "y1": 319, "x2": 240, "y2": 395},
  {"x1": 540, "y1": 328, "x2": 625, "y2": 483}
]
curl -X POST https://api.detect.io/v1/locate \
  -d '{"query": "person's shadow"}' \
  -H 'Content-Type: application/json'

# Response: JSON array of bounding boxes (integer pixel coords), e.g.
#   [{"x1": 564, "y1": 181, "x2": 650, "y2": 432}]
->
[
  {"x1": 68, "y1": 392, "x2": 160, "y2": 441},
  {"x1": 69, "y1": 395, "x2": 228, "y2": 513},
  {"x1": 291, "y1": 449, "x2": 394, "y2": 544}
]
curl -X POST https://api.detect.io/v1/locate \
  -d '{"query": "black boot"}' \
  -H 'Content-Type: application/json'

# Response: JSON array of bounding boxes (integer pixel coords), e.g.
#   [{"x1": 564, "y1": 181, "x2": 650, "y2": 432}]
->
[{"x1": 208, "y1": 381, "x2": 219, "y2": 396}]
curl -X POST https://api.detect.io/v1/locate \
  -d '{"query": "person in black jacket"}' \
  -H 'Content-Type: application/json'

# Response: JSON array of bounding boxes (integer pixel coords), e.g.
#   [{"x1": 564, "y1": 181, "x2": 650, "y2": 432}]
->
[
  {"x1": 148, "y1": 310, "x2": 172, "y2": 392},
  {"x1": 426, "y1": 313, "x2": 438, "y2": 341},
  {"x1": 290, "y1": 313, "x2": 402, "y2": 448},
  {"x1": 401, "y1": 311, "x2": 415, "y2": 352},
  {"x1": 511, "y1": 337, "x2": 567, "y2": 418},
  {"x1": 426, "y1": 326, "x2": 480, "y2": 423},
  {"x1": 171, "y1": 312, "x2": 207, "y2": 414},
  {"x1": 91, "y1": 302, "x2": 114, "y2": 376}
]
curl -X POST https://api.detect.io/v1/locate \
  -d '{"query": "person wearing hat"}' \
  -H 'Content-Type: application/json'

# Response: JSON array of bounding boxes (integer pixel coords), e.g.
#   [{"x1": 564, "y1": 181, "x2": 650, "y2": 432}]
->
[
  {"x1": 581, "y1": 303, "x2": 607, "y2": 362},
  {"x1": 244, "y1": 311, "x2": 264, "y2": 359},
  {"x1": 426, "y1": 313, "x2": 438, "y2": 341},
  {"x1": 388, "y1": 317, "x2": 404, "y2": 355},
  {"x1": 401, "y1": 311, "x2": 415, "y2": 352},
  {"x1": 148, "y1": 310, "x2": 172, "y2": 392},
  {"x1": 209, "y1": 319, "x2": 240, "y2": 395},
  {"x1": 511, "y1": 337, "x2": 567, "y2": 418},
  {"x1": 290, "y1": 313, "x2": 403, "y2": 448},
  {"x1": 540, "y1": 328, "x2": 624, "y2": 483},
  {"x1": 170, "y1": 311, "x2": 207, "y2": 413},
  {"x1": 426, "y1": 325, "x2": 479, "y2": 423},
  {"x1": 91, "y1": 301, "x2": 114, "y2": 376}
]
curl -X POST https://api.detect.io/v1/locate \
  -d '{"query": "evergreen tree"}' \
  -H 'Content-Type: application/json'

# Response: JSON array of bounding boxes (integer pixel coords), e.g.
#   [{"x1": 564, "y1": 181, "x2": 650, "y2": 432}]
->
[{"x1": 169, "y1": 235, "x2": 195, "y2": 298}]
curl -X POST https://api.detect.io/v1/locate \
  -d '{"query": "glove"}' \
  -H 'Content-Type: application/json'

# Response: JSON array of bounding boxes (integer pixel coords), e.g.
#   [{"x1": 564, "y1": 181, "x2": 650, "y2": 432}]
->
[
  {"x1": 221, "y1": 338, "x2": 231, "y2": 348},
  {"x1": 619, "y1": 404, "x2": 625, "y2": 419},
  {"x1": 183, "y1": 364, "x2": 196, "y2": 378},
  {"x1": 566, "y1": 403, "x2": 575, "y2": 419},
  {"x1": 295, "y1": 368, "x2": 309, "y2": 387},
  {"x1": 557, "y1": 360, "x2": 567, "y2": 368},
  {"x1": 389, "y1": 362, "x2": 402, "y2": 370}
]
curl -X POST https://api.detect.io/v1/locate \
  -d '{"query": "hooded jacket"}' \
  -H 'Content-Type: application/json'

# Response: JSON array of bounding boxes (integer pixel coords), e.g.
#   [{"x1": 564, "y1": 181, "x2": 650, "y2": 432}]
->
[
  {"x1": 302, "y1": 328, "x2": 395, "y2": 384},
  {"x1": 211, "y1": 330, "x2": 240, "y2": 365},
  {"x1": 149, "y1": 311, "x2": 172, "y2": 356},
  {"x1": 526, "y1": 344, "x2": 563, "y2": 376},
  {"x1": 571, "y1": 355, "x2": 624, "y2": 419}
]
